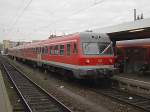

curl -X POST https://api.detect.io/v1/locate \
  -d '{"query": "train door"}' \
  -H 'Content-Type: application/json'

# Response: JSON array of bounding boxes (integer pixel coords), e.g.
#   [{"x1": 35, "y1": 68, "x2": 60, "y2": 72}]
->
[
  {"x1": 37, "y1": 47, "x2": 42, "y2": 62},
  {"x1": 125, "y1": 47, "x2": 147, "y2": 73}
]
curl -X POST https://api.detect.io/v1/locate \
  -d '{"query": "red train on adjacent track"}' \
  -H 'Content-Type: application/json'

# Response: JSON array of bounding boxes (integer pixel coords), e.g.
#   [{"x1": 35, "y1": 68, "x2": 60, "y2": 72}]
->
[
  {"x1": 116, "y1": 39, "x2": 150, "y2": 74},
  {"x1": 8, "y1": 32, "x2": 115, "y2": 79}
]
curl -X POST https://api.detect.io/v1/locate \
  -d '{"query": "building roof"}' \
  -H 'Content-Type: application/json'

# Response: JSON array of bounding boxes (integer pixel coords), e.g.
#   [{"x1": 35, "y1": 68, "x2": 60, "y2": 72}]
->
[
  {"x1": 94, "y1": 18, "x2": 150, "y2": 33},
  {"x1": 93, "y1": 18, "x2": 150, "y2": 41}
]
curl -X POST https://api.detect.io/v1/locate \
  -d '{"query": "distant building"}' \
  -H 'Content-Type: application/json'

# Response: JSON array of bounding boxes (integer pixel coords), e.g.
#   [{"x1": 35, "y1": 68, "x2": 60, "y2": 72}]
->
[
  {"x1": 3, "y1": 40, "x2": 10, "y2": 54},
  {"x1": 0, "y1": 43, "x2": 3, "y2": 53}
]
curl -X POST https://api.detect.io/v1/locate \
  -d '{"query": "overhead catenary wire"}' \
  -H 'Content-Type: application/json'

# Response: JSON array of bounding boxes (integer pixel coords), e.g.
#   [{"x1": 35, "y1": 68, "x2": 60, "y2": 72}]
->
[
  {"x1": 34, "y1": 0, "x2": 106, "y2": 32},
  {"x1": 4, "y1": 0, "x2": 33, "y2": 39},
  {"x1": 4, "y1": 0, "x2": 106, "y2": 40},
  {"x1": 7, "y1": 0, "x2": 27, "y2": 28},
  {"x1": 10, "y1": 0, "x2": 33, "y2": 30}
]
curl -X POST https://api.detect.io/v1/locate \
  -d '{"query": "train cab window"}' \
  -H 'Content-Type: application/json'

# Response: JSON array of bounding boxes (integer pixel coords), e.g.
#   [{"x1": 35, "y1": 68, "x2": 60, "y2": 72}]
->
[
  {"x1": 54, "y1": 45, "x2": 58, "y2": 55},
  {"x1": 73, "y1": 42, "x2": 78, "y2": 54},
  {"x1": 83, "y1": 42, "x2": 113, "y2": 55},
  {"x1": 66, "y1": 43, "x2": 70, "y2": 56},
  {"x1": 60, "y1": 45, "x2": 64, "y2": 55},
  {"x1": 49, "y1": 46, "x2": 53, "y2": 55},
  {"x1": 83, "y1": 42, "x2": 99, "y2": 55}
]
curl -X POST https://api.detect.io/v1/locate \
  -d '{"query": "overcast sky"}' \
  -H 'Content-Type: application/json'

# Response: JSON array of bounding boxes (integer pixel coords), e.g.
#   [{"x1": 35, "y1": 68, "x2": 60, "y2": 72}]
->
[{"x1": 0, "y1": 0, "x2": 150, "y2": 42}]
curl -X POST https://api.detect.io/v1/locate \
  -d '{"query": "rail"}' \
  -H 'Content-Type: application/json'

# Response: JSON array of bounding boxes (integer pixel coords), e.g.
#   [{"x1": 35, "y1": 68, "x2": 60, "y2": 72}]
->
[
  {"x1": 94, "y1": 88, "x2": 150, "y2": 112},
  {"x1": 1, "y1": 58, "x2": 72, "y2": 112}
]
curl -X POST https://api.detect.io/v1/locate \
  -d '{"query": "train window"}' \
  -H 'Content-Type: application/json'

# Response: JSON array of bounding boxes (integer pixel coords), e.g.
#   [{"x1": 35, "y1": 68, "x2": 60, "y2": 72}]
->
[
  {"x1": 37, "y1": 47, "x2": 39, "y2": 53},
  {"x1": 36, "y1": 48, "x2": 38, "y2": 53},
  {"x1": 54, "y1": 45, "x2": 58, "y2": 55},
  {"x1": 66, "y1": 43, "x2": 70, "y2": 56},
  {"x1": 117, "y1": 48, "x2": 123, "y2": 56},
  {"x1": 99, "y1": 43, "x2": 113, "y2": 55},
  {"x1": 44, "y1": 46, "x2": 48, "y2": 54},
  {"x1": 33, "y1": 48, "x2": 36, "y2": 53},
  {"x1": 42, "y1": 47, "x2": 44, "y2": 54},
  {"x1": 83, "y1": 42, "x2": 99, "y2": 55},
  {"x1": 39, "y1": 47, "x2": 42, "y2": 53},
  {"x1": 73, "y1": 42, "x2": 78, "y2": 54},
  {"x1": 60, "y1": 45, "x2": 64, "y2": 55},
  {"x1": 83, "y1": 42, "x2": 113, "y2": 55},
  {"x1": 49, "y1": 46, "x2": 53, "y2": 55}
]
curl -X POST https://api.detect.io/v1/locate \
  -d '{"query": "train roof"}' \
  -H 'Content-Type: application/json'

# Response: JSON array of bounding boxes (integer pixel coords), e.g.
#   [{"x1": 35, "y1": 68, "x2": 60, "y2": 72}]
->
[
  {"x1": 94, "y1": 18, "x2": 150, "y2": 33},
  {"x1": 9, "y1": 32, "x2": 108, "y2": 50},
  {"x1": 94, "y1": 18, "x2": 150, "y2": 41},
  {"x1": 117, "y1": 38, "x2": 150, "y2": 47}
]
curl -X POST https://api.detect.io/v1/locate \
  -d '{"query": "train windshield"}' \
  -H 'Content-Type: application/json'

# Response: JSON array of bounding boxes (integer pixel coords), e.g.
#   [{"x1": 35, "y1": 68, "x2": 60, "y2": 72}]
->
[{"x1": 83, "y1": 42, "x2": 113, "y2": 55}]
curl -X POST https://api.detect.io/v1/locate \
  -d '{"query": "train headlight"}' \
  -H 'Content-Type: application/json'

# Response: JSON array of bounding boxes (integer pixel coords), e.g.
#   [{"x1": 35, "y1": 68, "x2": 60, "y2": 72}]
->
[
  {"x1": 109, "y1": 59, "x2": 113, "y2": 63},
  {"x1": 85, "y1": 59, "x2": 90, "y2": 64}
]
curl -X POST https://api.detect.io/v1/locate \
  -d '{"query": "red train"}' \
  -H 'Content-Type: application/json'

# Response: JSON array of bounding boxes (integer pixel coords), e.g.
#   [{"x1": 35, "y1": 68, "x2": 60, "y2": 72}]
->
[
  {"x1": 116, "y1": 39, "x2": 150, "y2": 74},
  {"x1": 8, "y1": 32, "x2": 115, "y2": 79}
]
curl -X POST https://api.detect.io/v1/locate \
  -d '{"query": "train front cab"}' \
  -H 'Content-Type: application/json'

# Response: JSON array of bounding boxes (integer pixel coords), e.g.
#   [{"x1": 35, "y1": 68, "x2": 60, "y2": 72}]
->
[{"x1": 74, "y1": 32, "x2": 115, "y2": 79}]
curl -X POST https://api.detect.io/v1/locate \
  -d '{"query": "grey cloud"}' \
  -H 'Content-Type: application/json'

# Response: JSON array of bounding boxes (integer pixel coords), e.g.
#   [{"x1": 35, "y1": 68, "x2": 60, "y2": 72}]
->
[{"x1": 0, "y1": 0, "x2": 150, "y2": 42}]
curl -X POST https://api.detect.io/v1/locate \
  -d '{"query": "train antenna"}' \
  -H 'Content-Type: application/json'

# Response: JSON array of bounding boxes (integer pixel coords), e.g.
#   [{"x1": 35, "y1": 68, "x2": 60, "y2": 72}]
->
[{"x1": 134, "y1": 9, "x2": 137, "y2": 21}]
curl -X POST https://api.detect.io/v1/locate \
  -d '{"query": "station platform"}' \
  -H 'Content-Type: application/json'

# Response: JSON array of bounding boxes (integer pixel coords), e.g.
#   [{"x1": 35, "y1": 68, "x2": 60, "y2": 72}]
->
[
  {"x1": 0, "y1": 70, "x2": 12, "y2": 112},
  {"x1": 112, "y1": 73, "x2": 150, "y2": 96}
]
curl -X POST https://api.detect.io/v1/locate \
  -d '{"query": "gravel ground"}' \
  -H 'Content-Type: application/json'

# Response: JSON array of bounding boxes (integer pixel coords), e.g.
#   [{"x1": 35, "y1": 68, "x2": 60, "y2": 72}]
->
[{"x1": 6, "y1": 57, "x2": 144, "y2": 112}]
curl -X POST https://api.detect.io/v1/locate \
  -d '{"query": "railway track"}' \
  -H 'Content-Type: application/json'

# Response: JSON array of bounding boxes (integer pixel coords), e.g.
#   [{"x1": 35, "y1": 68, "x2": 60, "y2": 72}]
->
[
  {"x1": 93, "y1": 88, "x2": 150, "y2": 112},
  {"x1": 2, "y1": 56, "x2": 150, "y2": 112},
  {"x1": 1, "y1": 58, "x2": 72, "y2": 112}
]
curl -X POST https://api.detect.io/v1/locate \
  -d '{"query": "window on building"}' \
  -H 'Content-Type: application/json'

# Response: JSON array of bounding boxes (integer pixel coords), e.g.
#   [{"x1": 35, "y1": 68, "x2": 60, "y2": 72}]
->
[
  {"x1": 66, "y1": 43, "x2": 70, "y2": 56},
  {"x1": 60, "y1": 45, "x2": 64, "y2": 55},
  {"x1": 54, "y1": 45, "x2": 58, "y2": 55},
  {"x1": 73, "y1": 42, "x2": 78, "y2": 54}
]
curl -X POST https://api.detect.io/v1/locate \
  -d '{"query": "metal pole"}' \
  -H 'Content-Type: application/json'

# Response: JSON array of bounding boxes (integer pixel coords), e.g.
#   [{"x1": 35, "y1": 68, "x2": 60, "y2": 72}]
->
[{"x1": 134, "y1": 9, "x2": 137, "y2": 21}]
